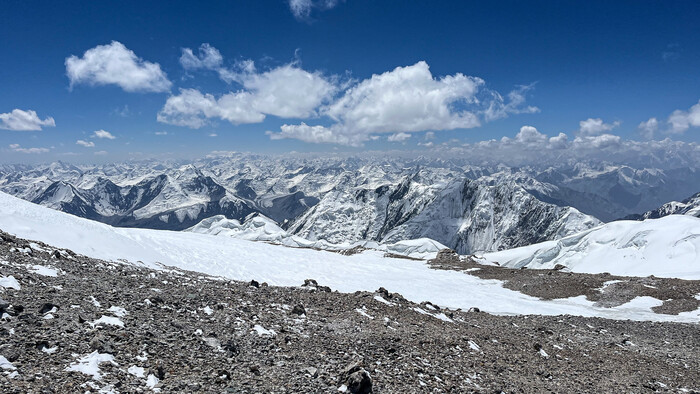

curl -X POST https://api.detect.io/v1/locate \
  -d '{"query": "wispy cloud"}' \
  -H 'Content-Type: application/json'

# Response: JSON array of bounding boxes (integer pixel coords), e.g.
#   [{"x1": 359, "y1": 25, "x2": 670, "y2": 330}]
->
[
  {"x1": 76, "y1": 139, "x2": 95, "y2": 147},
  {"x1": 288, "y1": 0, "x2": 343, "y2": 21},
  {"x1": 8, "y1": 143, "x2": 49, "y2": 154}
]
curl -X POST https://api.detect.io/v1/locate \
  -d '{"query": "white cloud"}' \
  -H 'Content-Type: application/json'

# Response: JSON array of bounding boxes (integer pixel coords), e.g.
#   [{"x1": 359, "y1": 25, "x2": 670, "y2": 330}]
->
[
  {"x1": 0, "y1": 109, "x2": 55, "y2": 131},
  {"x1": 548, "y1": 132, "x2": 569, "y2": 149},
  {"x1": 288, "y1": 0, "x2": 341, "y2": 20},
  {"x1": 289, "y1": 0, "x2": 313, "y2": 19},
  {"x1": 158, "y1": 89, "x2": 264, "y2": 128},
  {"x1": 180, "y1": 43, "x2": 223, "y2": 71},
  {"x1": 208, "y1": 133, "x2": 218, "y2": 137},
  {"x1": 94, "y1": 150, "x2": 108, "y2": 155},
  {"x1": 418, "y1": 141, "x2": 434, "y2": 147},
  {"x1": 158, "y1": 63, "x2": 336, "y2": 128},
  {"x1": 514, "y1": 125, "x2": 547, "y2": 145},
  {"x1": 154, "y1": 131, "x2": 168, "y2": 136},
  {"x1": 8, "y1": 144, "x2": 49, "y2": 154},
  {"x1": 268, "y1": 123, "x2": 364, "y2": 146},
  {"x1": 424, "y1": 131, "x2": 435, "y2": 140},
  {"x1": 573, "y1": 134, "x2": 621, "y2": 149},
  {"x1": 269, "y1": 61, "x2": 537, "y2": 146},
  {"x1": 483, "y1": 84, "x2": 540, "y2": 121},
  {"x1": 165, "y1": 51, "x2": 538, "y2": 145},
  {"x1": 638, "y1": 117, "x2": 659, "y2": 140},
  {"x1": 93, "y1": 130, "x2": 116, "y2": 139},
  {"x1": 388, "y1": 132, "x2": 411, "y2": 142},
  {"x1": 241, "y1": 64, "x2": 337, "y2": 118},
  {"x1": 578, "y1": 118, "x2": 621, "y2": 136},
  {"x1": 65, "y1": 41, "x2": 172, "y2": 93},
  {"x1": 667, "y1": 100, "x2": 700, "y2": 134},
  {"x1": 326, "y1": 61, "x2": 482, "y2": 133},
  {"x1": 76, "y1": 140, "x2": 95, "y2": 147}
]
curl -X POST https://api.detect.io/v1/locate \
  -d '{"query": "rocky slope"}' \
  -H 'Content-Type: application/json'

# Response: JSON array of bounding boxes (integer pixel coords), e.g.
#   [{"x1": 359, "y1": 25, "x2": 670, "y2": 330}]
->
[{"x1": 2, "y1": 231, "x2": 700, "y2": 393}]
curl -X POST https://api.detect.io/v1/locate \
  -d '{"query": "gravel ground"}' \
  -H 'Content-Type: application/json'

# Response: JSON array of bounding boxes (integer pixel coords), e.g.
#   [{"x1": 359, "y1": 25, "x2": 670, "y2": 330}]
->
[
  {"x1": 1, "y1": 231, "x2": 699, "y2": 393},
  {"x1": 429, "y1": 250, "x2": 700, "y2": 315}
]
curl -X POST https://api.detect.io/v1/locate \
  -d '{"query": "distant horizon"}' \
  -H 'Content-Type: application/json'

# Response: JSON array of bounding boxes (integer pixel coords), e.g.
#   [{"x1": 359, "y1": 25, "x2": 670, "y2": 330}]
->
[{"x1": 2, "y1": 1, "x2": 700, "y2": 164}]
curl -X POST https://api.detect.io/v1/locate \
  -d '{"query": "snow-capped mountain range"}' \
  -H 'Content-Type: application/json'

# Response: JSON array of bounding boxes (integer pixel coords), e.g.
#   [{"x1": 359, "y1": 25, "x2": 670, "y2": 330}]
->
[{"x1": 1, "y1": 154, "x2": 698, "y2": 253}]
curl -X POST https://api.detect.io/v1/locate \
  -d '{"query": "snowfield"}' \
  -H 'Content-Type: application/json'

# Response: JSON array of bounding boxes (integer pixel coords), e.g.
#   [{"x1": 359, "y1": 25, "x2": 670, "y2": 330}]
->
[
  {"x1": 482, "y1": 216, "x2": 700, "y2": 279},
  {"x1": 187, "y1": 214, "x2": 448, "y2": 259},
  {"x1": 0, "y1": 191, "x2": 698, "y2": 322}
]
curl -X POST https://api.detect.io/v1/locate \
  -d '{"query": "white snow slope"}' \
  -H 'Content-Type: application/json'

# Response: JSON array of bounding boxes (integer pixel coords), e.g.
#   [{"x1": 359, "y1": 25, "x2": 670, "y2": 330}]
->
[
  {"x1": 0, "y1": 192, "x2": 698, "y2": 323},
  {"x1": 187, "y1": 214, "x2": 447, "y2": 259},
  {"x1": 482, "y1": 215, "x2": 700, "y2": 279}
]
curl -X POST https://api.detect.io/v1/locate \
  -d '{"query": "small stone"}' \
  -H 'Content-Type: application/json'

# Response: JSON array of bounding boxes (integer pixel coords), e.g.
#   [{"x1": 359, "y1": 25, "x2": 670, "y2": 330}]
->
[
  {"x1": 39, "y1": 303, "x2": 58, "y2": 314},
  {"x1": 249, "y1": 280, "x2": 260, "y2": 288},
  {"x1": 304, "y1": 366, "x2": 318, "y2": 378},
  {"x1": 302, "y1": 279, "x2": 318, "y2": 287},
  {"x1": 291, "y1": 304, "x2": 306, "y2": 316}
]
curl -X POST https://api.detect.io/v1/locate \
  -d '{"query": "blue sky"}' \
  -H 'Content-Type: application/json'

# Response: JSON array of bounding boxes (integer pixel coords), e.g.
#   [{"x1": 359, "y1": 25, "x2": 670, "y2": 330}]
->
[{"x1": 1, "y1": 0, "x2": 700, "y2": 163}]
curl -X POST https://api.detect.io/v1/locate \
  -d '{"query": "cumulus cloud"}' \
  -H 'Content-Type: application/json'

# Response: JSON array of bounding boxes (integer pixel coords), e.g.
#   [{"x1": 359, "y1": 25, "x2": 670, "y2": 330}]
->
[
  {"x1": 667, "y1": 100, "x2": 700, "y2": 134},
  {"x1": 268, "y1": 123, "x2": 364, "y2": 146},
  {"x1": 8, "y1": 144, "x2": 49, "y2": 154},
  {"x1": 638, "y1": 117, "x2": 659, "y2": 140},
  {"x1": 0, "y1": 109, "x2": 55, "y2": 131},
  {"x1": 93, "y1": 130, "x2": 116, "y2": 139},
  {"x1": 165, "y1": 48, "x2": 538, "y2": 145},
  {"x1": 573, "y1": 134, "x2": 621, "y2": 149},
  {"x1": 158, "y1": 62, "x2": 337, "y2": 128},
  {"x1": 436, "y1": 126, "x2": 699, "y2": 168},
  {"x1": 269, "y1": 61, "x2": 537, "y2": 145},
  {"x1": 578, "y1": 118, "x2": 621, "y2": 136},
  {"x1": 388, "y1": 132, "x2": 411, "y2": 142},
  {"x1": 514, "y1": 125, "x2": 548, "y2": 145},
  {"x1": 158, "y1": 89, "x2": 264, "y2": 128},
  {"x1": 76, "y1": 140, "x2": 95, "y2": 147},
  {"x1": 65, "y1": 41, "x2": 172, "y2": 92},
  {"x1": 424, "y1": 131, "x2": 435, "y2": 140}
]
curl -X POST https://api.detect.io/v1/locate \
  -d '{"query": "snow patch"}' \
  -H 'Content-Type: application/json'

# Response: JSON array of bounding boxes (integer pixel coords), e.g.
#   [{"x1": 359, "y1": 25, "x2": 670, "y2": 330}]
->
[
  {"x1": 89, "y1": 315, "x2": 124, "y2": 328},
  {"x1": 127, "y1": 365, "x2": 145, "y2": 378},
  {"x1": 0, "y1": 275, "x2": 20, "y2": 290},
  {"x1": 29, "y1": 264, "x2": 59, "y2": 277},
  {"x1": 65, "y1": 351, "x2": 117, "y2": 380},
  {"x1": 252, "y1": 324, "x2": 276, "y2": 337}
]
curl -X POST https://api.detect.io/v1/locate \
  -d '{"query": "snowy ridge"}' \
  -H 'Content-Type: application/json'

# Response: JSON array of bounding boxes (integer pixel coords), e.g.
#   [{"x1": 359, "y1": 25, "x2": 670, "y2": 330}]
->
[
  {"x1": 187, "y1": 214, "x2": 448, "y2": 259},
  {"x1": 626, "y1": 191, "x2": 700, "y2": 220},
  {"x1": 2, "y1": 191, "x2": 699, "y2": 322},
  {"x1": 481, "y1": 215, "x2": 700, "y2": 279},
  {"x1": 2, "y1": 156, "x2": 700, "y2": 252}
]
